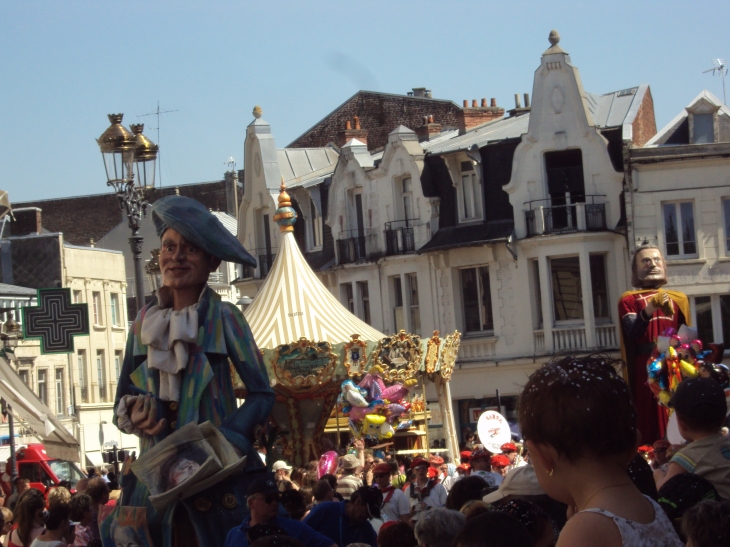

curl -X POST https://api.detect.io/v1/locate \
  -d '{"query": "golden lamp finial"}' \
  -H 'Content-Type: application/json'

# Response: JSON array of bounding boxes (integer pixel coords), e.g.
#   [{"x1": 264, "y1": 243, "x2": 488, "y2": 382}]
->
[{"x1": 274, "y1": 176, "x2": 297, "y2": 232}]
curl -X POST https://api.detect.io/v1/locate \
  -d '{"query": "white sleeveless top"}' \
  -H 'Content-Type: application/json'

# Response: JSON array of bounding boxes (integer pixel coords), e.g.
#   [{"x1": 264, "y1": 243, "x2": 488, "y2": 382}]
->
[{"x1": 580, "y1": 496, "x2": 683, "y2": 547}]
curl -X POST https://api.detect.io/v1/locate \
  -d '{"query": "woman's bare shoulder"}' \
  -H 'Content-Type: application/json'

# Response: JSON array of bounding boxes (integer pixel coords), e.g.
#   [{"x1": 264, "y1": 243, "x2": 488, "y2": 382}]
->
[{"x1": 557, "y1": 511, "x2": 622, "y2": 547}]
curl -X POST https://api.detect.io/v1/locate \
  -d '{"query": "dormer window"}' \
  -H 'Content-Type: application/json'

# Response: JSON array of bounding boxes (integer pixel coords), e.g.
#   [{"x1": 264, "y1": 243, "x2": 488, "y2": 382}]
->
[
  {"x1": 459, "y1": 161, "x2": 483, "y2": 222},
  {"x1": 687, "y1": 99, "x2": 720, "y2": 144},
  {"x1": 692, "y1": 113, "x2": 714, "y2": 144}
]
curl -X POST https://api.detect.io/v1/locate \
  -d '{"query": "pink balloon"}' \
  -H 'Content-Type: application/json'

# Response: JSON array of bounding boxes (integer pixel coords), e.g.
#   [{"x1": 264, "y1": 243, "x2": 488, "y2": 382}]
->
[
  {"x1": 317, "y1": 451, "x2": 338, "y2": 479},
  {"x1": 381, "y1": 383, "x2": 410, "y2": 403},
  {"x1": 348, "y1": 404, "x2": 380, "y2": 421}
]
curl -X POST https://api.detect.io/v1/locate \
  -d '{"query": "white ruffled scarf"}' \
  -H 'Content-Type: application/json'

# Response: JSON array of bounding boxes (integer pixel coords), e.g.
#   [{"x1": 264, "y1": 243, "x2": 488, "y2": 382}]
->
[{"x1": 140, "y1": 286, "x2": 205, "y2": 402}]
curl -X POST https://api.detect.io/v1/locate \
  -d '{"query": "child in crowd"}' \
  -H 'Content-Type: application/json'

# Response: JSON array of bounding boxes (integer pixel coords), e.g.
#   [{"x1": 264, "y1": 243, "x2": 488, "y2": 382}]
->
[
  {"x1": 69, "y1": 494, "x2": 94, "y2": 547},
  {"x1": 29, "y1": 504, "x2": 69, "y2": 547},
  {"x1": 518, "y1": 355, "x2": 682, "y2": 547},
  {"x1": 681, "y1": 499, "x2": 730, "y2": 547},
  {"x1": 655, "y1": 377, "x2": 730, "y2": 499}
]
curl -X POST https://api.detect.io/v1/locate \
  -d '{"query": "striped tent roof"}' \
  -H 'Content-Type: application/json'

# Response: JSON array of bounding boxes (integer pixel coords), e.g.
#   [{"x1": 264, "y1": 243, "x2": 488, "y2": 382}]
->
[{"x1": 244, "y1": 230, "x2": 385, "y2": 349}]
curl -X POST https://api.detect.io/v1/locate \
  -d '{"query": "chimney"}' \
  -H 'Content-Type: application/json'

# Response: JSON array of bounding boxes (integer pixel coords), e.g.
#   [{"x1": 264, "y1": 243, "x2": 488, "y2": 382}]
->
[
  {"x1": 457, "y1": 98, "x2": 505, "y2": 134},
  {"x1": 11, "y1": 207, "x2": 42, "y2": 236},
  {"x1": 224, "y1": 170, "x2": 239, "y2": 217},
  {"x1": 507, "y1": 93, "x2": 532, "y2": 118},
  {"x1": 338, "y1": 116, "x2": 368, "y2": 147},
  {"x1": 415, "y1": 114, "x2": 442, "y2": 142},
  {"x1": 412, "y1": 87, "x2": 431, "y2": 98}
]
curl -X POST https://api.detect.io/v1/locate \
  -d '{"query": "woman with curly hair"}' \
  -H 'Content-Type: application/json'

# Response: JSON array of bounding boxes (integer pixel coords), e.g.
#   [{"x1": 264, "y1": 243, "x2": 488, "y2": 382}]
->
[{"x1": 5, "y1": 490, "x2": 45, "y2": 547}]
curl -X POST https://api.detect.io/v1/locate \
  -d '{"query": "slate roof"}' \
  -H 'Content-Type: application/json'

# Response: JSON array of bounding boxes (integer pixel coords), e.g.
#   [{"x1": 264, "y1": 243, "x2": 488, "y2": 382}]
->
[
  {"x1": 418, "y1": 220, "x2": 514, "y2": 253},
  {"x1": 426, "y1": 115, "x2": 529, "y2": 155},
  {"x1": 645, "y1": 90, "x2": 730, "y2": 147},
  {"x1": 585, "y1": 85, "x2": 649, "y2": 128},
  {"x1": 211, "y1": 211, "x2": 237, "y2": 236},
  {"x1": 0, "y1": 283, "x2": 37, "y2": 297}
]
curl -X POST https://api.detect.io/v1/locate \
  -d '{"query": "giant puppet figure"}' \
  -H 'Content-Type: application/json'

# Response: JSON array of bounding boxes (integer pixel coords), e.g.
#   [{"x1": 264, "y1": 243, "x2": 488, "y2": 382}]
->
[
  {"x1": 113, "y1": 196, "x2": 274, "y2": 547},
  {"x1": 619, "y1": 245, "x2": 689, "y2": 443}
]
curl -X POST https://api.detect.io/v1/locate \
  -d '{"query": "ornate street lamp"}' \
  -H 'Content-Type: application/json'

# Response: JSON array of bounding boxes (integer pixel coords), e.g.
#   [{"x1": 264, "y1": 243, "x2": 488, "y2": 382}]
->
[{"x1": 97, "y1": 114, "x2": 158, "y2": 312}]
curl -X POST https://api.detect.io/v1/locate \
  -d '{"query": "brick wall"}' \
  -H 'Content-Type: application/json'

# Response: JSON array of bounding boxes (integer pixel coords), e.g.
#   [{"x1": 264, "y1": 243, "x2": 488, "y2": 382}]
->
[
  {"x1": 14, "y1": 180, "x2": 236, "y2": 246},
  {"x1": 288, "y1": 91, "x2": 462, "y2": 151},
  {"x1": 632, "y1": 88, "x2": 657, "y2": 148}
]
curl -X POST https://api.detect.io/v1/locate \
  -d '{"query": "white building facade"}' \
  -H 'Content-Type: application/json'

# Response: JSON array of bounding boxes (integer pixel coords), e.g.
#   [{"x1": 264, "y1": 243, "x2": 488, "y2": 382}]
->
[{"x1": 236, "y1": 34, "x2": 668, "y2": 442}]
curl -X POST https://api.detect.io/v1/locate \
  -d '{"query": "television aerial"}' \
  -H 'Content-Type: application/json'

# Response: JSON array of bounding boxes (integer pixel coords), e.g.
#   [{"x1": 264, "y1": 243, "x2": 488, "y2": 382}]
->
[{"x1": 702, "y1": 58, "x2": 727, "y2": 105}]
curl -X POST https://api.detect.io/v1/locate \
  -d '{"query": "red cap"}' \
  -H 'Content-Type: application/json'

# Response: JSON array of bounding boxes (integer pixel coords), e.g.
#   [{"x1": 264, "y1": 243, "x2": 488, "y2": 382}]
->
[
  {"x1": 428, "y1": 455, "x2": 444, "y2": 465},
  {"x1": 500, "y1": 442, "x2": 517, "y2": 453},
  {"x1": 470, "y1": 448, "x2": 492, "y2": 462},
  {"x1": 427, "y1": 467, "x2": 438, "y2": 479},
  {"x1": 490, "y1": 454, "x2": 510, "y2": 468},
  {"x1": 456, "y1": 464, "x2": 470, "y2": 472},
  {"x1": 411, "y1": 457, "x2": 429, "y2": 469},
  {"x1": 373, "y1": 463, "x2": 391, "y2": 475},
  {"x1": 459, "y1": 450, "x2": 472, "y2": 460},
  {"x1": 638, "y1": 445, "x2": 653, "y2": 453}
]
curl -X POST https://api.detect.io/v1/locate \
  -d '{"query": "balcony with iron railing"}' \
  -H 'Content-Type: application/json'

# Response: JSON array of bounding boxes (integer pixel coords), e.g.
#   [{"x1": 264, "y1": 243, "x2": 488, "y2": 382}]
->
[
  {"x1": 533, "y1": 323, "x2": 618, "y2": 354},
  {"x1": 337, "y1": 229, "x2": 368, "y2": 264},
  {"x1": 524, "y1": 195, "x2": 607, "y2": 237},
  {"x1": 384, "y1": 219, "x2": 416, "y2": 256}
]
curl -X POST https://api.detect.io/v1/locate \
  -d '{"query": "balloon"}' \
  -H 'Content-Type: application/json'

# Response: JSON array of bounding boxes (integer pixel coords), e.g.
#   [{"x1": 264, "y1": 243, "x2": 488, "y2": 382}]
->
[
  {"x1": 381, "y1": 378, "x2": 417, "y2": 403},
  {"x1": 379, "y1": 422, "x2": 394, "y2": 439},
  {"x1": 348, "y1": 403, "x2": 382, "y2": 421},
  {"x1": 476, "y1": 410, "x2": 511, "y2": 453},
  {"x1": 317, "y1": 451, "x2": 338, "y2": 479},
  {"x1": 341, "y1": 379, "x2": 369, "y2": 407},
  {"x1": 361, "y1": 414, "x2": 386, "y2": 440},
  {"x1": 358, "y1": 366, "x2": 386, "y2": 401},
  {"x1": 384, "y1": 403, "x2": 406, "y2": 423}
]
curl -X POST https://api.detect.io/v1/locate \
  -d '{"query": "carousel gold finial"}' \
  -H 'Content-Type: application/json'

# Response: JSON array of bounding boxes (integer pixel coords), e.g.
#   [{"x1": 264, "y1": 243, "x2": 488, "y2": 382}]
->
[{"x1": 274, "y1": 176, "x2": 297, "y2": 232}]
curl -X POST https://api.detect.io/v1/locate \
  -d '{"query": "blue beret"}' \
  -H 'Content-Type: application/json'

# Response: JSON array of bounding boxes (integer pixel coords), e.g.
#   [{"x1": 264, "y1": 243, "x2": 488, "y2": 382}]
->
[{"x1": 152, "y1": 195, "x2": 257, "y2": 267}]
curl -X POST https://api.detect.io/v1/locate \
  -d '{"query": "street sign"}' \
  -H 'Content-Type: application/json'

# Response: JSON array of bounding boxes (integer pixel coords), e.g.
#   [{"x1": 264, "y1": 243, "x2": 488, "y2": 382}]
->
[{"x1": 22, "y1": 288, "x2": 90, "y2": 354}]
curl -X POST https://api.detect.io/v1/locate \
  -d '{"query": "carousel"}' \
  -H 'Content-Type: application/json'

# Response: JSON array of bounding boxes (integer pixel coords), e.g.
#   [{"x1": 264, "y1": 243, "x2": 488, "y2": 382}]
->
[{"x1": 238, "y1": 182, "x2": 461, "y2": 466}]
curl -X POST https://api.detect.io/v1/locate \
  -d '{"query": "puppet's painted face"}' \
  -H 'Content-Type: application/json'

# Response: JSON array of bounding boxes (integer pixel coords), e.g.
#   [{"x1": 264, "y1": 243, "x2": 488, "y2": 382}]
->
[
  {"x1": 160, "y1": 229, "x2": 214, "y2": 291},
  {"x1": 113, "y1": 526, "x2": 141, "y2": 547},
  {"x1": 168, "y1": 458, "x2": 200, "y2": 489},
  {"x1": 635, "y1": 248, "x2": 667, "y2": 286}
]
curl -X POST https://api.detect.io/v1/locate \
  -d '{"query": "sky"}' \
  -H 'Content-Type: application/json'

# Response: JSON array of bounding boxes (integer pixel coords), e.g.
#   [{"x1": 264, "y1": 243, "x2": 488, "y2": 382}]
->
[{"x1": 1, "y1": 0, "x2": 728, "y2": 203}]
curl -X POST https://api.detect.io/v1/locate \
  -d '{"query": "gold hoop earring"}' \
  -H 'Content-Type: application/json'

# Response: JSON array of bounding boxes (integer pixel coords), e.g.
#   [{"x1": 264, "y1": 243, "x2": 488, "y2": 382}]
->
[{"x1": 548, "y1": 468, "x2": 554, "y2": 477}]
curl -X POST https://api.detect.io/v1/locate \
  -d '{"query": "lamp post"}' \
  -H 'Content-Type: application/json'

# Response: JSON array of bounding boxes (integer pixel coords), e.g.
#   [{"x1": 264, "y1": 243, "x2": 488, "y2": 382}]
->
[
  {"x1": 97, "y1": 114, "x2": 158, "y2": 312},
  {"x1": 1, "y1": 314, "x2": 23, "y2": 482}
]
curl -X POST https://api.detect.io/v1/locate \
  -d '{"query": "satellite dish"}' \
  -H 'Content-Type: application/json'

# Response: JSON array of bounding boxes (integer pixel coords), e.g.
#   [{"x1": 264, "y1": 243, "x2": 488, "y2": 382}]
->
[{"x1": 477, "y1": 410, "x2": 512, "y2": 453}]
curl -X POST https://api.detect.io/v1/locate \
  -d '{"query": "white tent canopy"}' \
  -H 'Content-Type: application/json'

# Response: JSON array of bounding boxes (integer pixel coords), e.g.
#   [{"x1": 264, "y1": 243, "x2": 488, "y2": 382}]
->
[
  {"x1": 244, "y1": 228, "x2": 384, "y2": 349},
  {"x1": 0, "y1": 356, "x2": 80, "y2": 462}
]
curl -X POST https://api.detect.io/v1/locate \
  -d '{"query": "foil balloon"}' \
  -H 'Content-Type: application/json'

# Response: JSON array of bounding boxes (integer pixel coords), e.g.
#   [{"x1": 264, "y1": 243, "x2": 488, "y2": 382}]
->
[
  {"x1": 347, "y1": 402, "x2": 382, "y2": 421},
  {"x1": 358, "y1": 365, "x2": 386, "y2": 401},
  {"x1": 340, "y1": 379, "x2": 369, "y2": 407},
  {"x1": 379, "y1": 422, "x2": 395, "y2": 440},
  {"x1": 380, "y1": 378, "x2": 418, "y2": 403},
  {"x1": 361, "y1": 414, "x2": 386, "y2": 440},
  {"x1": 384, "y1": 403, "x2": 406, "y2": 423},
  {"x1": 317, "y1": 451, "x2": 338, "y2": 479}
]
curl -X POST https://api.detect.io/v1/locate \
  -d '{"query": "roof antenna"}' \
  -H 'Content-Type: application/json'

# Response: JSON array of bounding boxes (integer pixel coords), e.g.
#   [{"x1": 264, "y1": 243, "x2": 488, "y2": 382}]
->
[
  {"x1": 139, "y1": 101, "x2": 179, "y2": 188},
  {"x1": 702, "y1": 58, "x2": 728, "y2": 105}
]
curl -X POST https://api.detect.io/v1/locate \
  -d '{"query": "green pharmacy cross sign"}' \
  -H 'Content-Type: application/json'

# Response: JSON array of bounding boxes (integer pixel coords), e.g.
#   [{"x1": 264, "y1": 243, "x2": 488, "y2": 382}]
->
[{"x1": 22, "y1": 288, "x2": 90, "y2": 354}]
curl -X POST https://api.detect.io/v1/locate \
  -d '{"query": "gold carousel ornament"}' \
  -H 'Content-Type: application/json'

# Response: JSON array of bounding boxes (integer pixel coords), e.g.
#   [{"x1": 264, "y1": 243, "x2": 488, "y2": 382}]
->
[
  {"x1": 376, "y1": 330, "x2": 423, "y2": 383},
  {"x1": 343, "y1": 334, "x2": 369, "y2": 377},
  {"x1": 273, "y1": 337, "x2": 337, "y2": 391}
]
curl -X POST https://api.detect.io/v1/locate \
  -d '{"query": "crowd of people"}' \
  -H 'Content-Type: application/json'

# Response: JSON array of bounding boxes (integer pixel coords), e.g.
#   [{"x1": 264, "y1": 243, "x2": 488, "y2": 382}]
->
[
  {"x1": 0, "y1": 471, "x2": 113, "y2": 547},
  {"x1": 2, "y1": 354, "x2": 729, "y2": 547},
  {"x1": 225, "y1": 355, "x2": 730, "y2": 547}
]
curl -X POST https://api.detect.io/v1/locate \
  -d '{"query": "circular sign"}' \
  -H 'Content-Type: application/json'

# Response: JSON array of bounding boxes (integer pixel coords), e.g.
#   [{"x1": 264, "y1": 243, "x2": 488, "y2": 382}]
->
[{"x1": 477, "y1": 410, "x2": 511, "y2": 453}]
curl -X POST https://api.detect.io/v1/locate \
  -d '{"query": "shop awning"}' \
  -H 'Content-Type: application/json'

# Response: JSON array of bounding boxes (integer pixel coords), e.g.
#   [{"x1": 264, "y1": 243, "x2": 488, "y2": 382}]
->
[{"x1": 0, "y1": 356, "x2": 80, "y2": 462}]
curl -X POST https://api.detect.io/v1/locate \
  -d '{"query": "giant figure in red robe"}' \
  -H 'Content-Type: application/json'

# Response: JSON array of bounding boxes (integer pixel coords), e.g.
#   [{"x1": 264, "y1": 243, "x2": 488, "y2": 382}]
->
[{"x1": 619, "y1": 246, "x2": 690, "y2": 444}]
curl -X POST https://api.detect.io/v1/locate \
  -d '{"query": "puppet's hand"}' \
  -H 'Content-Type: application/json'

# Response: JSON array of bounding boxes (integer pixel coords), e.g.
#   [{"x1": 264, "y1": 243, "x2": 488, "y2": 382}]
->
[{"x1": 129, "y1": 394, "x2": 167, "y2": 436}]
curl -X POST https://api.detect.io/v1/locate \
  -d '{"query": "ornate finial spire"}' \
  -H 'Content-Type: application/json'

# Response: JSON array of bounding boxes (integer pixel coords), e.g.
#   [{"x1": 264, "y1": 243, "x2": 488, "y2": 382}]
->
[
  {"x1": 548, "y1": 29, "x2": 560, "y2": 46},
  {"x1": 253, "y1": 105, "x2": 262, "y2": 119},
  {"x1": 274, "y1": 176, "x2": 297, "y2": 232}
]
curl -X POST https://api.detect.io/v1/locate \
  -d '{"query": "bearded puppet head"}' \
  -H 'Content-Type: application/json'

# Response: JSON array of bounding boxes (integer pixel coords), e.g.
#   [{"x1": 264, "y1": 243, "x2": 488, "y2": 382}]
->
[{"x1": 631, "y1": 245, "x2": 668, "y2": 288}]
